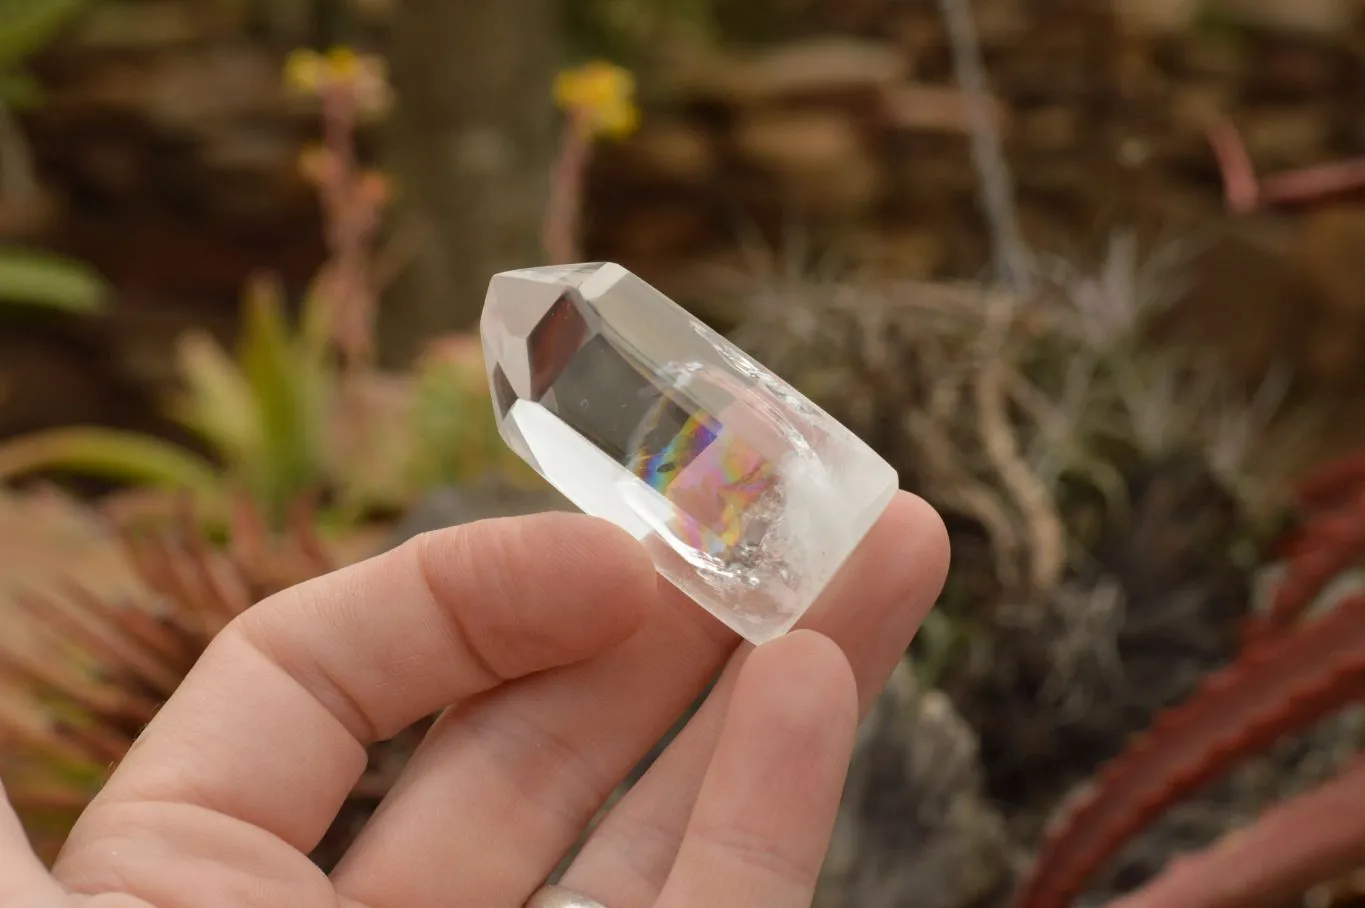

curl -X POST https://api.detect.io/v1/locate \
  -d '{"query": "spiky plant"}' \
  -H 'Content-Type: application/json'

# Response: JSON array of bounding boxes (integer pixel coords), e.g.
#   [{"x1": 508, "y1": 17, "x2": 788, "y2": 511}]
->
[
  {"x1": 0, "y1": 485, "x2": 361, "y2": 864},
  {"x1": 1011, "y1": 449, "x2": 1365, "y2": 908},
  {"x1": 731, "y1": 230, "x2": 1339, "y2": 894}
]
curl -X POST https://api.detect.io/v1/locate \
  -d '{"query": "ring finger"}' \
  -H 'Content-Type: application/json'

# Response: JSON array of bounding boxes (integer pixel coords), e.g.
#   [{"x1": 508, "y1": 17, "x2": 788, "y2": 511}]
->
[
  {"x1": 558, "y1": 491, "x2": 949, "y2": 908},
  {"x1": 655, "y1": 630, "x2": 858, "y2": 908},
  {"x1": 331, "y1": 492, "x2": 946, "y2": 908}
]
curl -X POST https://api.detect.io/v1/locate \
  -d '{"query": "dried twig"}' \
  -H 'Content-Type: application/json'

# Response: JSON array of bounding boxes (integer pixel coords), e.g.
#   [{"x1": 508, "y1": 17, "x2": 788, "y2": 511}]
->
[
  {"x1": 974, "y1": 296, "x2": 1067, "y2": 593},
  {"x1": 1207, "y1": 116, "x2": 1365, "y2": 213}
]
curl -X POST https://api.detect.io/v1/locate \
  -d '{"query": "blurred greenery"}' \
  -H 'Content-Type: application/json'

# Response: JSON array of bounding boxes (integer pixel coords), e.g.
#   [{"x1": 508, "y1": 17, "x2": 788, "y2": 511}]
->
[
  {"x1": 0, "y1": 0, "x2": 94, "y2": 107},
  {"x1": 0, "y1": 425, "x2": 221, "y2": 497},
  {"x1": 0, "y1": 247, "x2": 108, "y2": 313},
  {"x1": 0, "y1": 272, "x2": 525, "y2": 532},
  {"x1": 171, "y1": 274, "x2": 334, "y2": 526},
  {"x1": 0, "y1": 276, "x2": 342, "y2": 529}
]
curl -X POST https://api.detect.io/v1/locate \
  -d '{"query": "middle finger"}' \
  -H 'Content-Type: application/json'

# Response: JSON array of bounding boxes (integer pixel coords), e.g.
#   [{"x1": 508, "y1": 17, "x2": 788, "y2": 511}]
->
[
  {"x1": 559, "y1": 491, "x2": 949, "y2": 908},
  {"x1": 330, "y1": 492, "x2": 942, "y2": 908}
]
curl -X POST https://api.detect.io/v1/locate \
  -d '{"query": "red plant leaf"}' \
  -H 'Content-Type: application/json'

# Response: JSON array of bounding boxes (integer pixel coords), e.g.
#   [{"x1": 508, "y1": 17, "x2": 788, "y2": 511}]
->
[{"x1": 1012, "y1": 592, "x2": 1365, "y2": 908}]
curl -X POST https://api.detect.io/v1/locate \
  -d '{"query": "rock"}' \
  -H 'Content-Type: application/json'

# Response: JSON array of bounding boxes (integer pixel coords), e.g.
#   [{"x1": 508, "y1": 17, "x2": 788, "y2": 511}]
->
[
  {"x1": 1242, "y1": 106, "x2": 1333, "y2": 169},
  {"x1": 198, "y1": 127, "x2": 313, "y2": 222},
  {"x1": 621, "y1": 122, "x2": 716, "y2": 185},
  {"x1": 1172, "y1": 37, "x2": 1248, "y2": 81},
  {"x1": 880, "y1": 84, "x2": 1010, "y2": 137},
  {"x1": 1020, "y1": 106, "x2": 1080, "y2": 152},
  {"x1": 0, "y1": 320, "x2": 151, "y2": 441},
  {"x1": 119, "y1": 47, "x2": 289, "y2": 133},
  {"x1": 1113, "y1": 0, "x2": 1201, "y2": 34},
  {"x1": 732, "y1": 109, "x2": 882, "y2": 217},
  {"x1": 970, "y1": 0, "x2": 1029, "y2": 46},
  {"x1": 816, "y1": 662, "x2": 1018, "y2": 908},
  {"x1": 598, "y1": 204, "x2": 714, "y2": 259},
  {"x1": 696, "y1": 37, "x2": 908, "y2": 105},
  {"x1": 66, "y1": 0, "x2": 238, "y2": 49},
  {"x1": 1207, "y1": 0, "x2": 1355, "y2": 36}
]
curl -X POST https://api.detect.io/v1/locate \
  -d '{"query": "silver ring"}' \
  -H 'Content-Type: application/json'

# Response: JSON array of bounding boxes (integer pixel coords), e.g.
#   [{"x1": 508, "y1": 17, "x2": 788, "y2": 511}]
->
[{"x1": 525, "y1": 884, "x2": 609, "y2": 908}]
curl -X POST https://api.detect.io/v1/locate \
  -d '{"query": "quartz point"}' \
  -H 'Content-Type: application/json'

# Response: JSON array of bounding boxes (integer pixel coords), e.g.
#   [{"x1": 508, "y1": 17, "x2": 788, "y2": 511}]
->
[{"x1": 479, "y1": 262, "x2": 898, "y2": 645}]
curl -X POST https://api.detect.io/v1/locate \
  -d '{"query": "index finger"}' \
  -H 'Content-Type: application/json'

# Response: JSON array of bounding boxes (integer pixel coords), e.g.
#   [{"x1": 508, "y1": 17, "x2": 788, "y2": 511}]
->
[{"x1": 58, "y1": 512, "x2": 656, "y2": 858}]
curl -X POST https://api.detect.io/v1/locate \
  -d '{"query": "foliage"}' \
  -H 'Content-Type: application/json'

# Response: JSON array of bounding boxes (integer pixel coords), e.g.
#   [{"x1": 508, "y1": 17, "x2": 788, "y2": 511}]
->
[
  {"x1": 175, "y1": 273, "x2": 334, "y2": 525},
  {"x1": 1012, "y1": 450, "x2": 1365, "y2": 908},
  {"x1": 731, "y1": 236, "x2": 1356, "y2": 905},
  {"x1": 0, "y1": 272, "x2": 339, "y2": 527},
  {"x1": 0, "y1": 45, "x2": 521, "y2": 530},
  {"x1": 404, "y1": 335, "x2": 532, "y2": 492},
  {"x1": 737, "y1": 233, "x2": 1292, "y2": 608},
  {"x1": 0, "y1": 0, "x2": 93, "y2": 107},
  {"x1": 0, "y1": 246, "x2": 107, "y2": 313},
  {"x1": 0, "y1": 32, "x2": 551, "y2": 865},
  {"x1": 0, "y1": 486, "x2": 338, "y2": 863},
  {"x1": 0, "y1": 427, "x2": 220, "y2": 500},
  {"x1": 0, "y1": 273, "x2": 518, "y2": 533}
]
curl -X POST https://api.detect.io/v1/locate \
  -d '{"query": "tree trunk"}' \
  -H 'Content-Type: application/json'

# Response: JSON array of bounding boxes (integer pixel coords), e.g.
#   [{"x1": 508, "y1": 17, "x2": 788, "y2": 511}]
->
[{"x1": 379, "y1": 0, "x2": 561, "y2": 365}]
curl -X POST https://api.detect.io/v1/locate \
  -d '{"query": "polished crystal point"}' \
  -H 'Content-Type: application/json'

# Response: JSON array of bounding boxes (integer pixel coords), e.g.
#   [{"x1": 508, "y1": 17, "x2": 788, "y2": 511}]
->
[{"x1": 480, "y1": 262, "x2": 897, "y2": 644}]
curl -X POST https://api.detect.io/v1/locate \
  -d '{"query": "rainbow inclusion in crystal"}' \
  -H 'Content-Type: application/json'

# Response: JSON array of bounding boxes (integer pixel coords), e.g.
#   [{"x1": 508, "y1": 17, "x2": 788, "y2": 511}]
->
[{"x1": 480, "y1": 262, "x2": 897, "y2": 644}]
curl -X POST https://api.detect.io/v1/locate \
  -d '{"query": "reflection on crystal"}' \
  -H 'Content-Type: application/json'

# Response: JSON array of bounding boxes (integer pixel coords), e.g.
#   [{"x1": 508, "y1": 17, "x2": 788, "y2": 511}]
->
[{"x1": 480, "y1": 262, "x2": 897, "y2": 644}]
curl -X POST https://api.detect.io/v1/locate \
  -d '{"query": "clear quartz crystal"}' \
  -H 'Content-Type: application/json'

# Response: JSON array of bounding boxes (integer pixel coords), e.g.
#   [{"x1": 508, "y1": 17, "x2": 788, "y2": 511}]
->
[{"x1": 480, "y1": 262, "x2": 898, "y2": 644}]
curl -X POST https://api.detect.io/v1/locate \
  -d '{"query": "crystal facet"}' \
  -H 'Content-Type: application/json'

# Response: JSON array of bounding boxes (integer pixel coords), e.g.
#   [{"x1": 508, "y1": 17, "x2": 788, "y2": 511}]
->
[{"x1": 480, "y1": 263, "x2": 897, "y2": 644}]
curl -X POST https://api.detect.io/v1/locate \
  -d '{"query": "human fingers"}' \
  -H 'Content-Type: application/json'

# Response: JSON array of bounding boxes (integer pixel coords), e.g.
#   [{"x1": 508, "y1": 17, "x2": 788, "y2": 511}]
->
[
  {"x1": 653, "y1": 630, "x2": 857, "y2": 908},
  {"x1": 329, "y1": 571, "x2": 738, "y2": 907},
  {"x1": 558, "y1": 491, "x2": 949, "y2": 908},
  {"x1": 52, "y1": 513, "x2": 655, "y2": 897},
  {"x1": 333, "y1": 491, "x2": 943, "y2": 908}
]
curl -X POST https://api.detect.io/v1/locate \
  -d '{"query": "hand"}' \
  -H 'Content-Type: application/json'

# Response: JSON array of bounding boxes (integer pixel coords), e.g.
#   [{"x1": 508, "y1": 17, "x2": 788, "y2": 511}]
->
[{"x1": 2, "y1": 491, "x2": 948, "y2": 908}]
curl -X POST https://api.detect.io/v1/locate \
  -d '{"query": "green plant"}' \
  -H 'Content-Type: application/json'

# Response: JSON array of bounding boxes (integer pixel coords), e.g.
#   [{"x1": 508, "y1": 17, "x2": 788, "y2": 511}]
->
[
  {"x1": 0, "y1": 46, "x2": 530, "y2": 531},
  {"x1": 404, "y1": 335, "x2": 532, "y2": 492},
  {"x1": 166, "y1": 273, "x2": 336, "y2": 526},
  {"x1": 0, "y1": 274, "x2": 328, "y2": 527},
  {"x1": 0, "y1": 0, "x2": 93, "y2": 107},
  {"x1": 0, "y1": 246, "x2": 108, "y2": 313},
  {"x1": 0, "y1": 271, "x2": 477, "y2": 533}
]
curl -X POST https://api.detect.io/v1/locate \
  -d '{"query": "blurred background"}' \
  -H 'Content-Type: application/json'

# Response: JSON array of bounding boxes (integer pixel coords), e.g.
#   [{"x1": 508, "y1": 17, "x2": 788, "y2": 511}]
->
[{"x1": 4, "y1": 1, "x2": 1365, "y2": 906}]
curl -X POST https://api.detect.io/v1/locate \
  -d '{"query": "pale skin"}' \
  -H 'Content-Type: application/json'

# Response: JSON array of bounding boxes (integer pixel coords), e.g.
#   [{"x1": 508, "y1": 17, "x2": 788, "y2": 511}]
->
[{"x1": 1, "y1": 491, "x2": 949, "y2": 908}]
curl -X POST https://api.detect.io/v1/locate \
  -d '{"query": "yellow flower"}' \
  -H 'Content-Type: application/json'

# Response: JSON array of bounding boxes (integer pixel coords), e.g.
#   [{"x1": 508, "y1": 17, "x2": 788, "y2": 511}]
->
[
  {"x1": 554, "y1": 60, "x2": 640, "y2": 141},
  {"x1": 284, "y1": 46, "x2": 392, "y2": 117},
  {"x1": 325, "y1": 46, "x2": 361, "y2": 79},
  {"x1": 284, "y1": 49, "x2": 326, "y2": 94}
]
